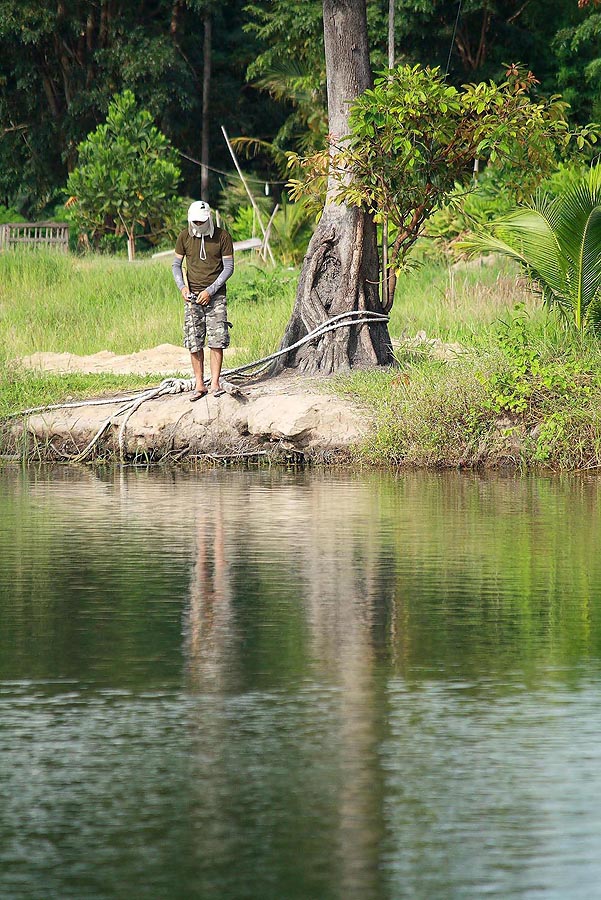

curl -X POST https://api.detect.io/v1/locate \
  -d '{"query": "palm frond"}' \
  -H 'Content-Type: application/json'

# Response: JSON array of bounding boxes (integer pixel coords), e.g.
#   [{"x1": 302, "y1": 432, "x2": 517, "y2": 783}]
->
[
  {"x1": 459, "y1": 164, "x2": 601, "y2": 331},
  {"x1": 577, "y1": 205, "x2": 601, "y2": 328},
  {"x1": 584, "y1": 288, "x2": 601, "y2": 329},
  {"x1": 552, "y1": 169, "x2": 601, "y2": 270},
  {"x1": 230, "y1": 136, "x2": 289, "y2": 174},
  {"x1": 254, "y1": 59, "x2": 324, "y2": 107},
  {"x1": 459, "y1": 208, "x2": 568, "y2": 302}
]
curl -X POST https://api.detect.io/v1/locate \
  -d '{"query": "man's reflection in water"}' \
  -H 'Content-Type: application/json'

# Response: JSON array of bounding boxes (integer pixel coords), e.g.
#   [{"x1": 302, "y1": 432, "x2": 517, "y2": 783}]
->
[{"x1": 183, "y1": 489, "x2": 235, "y2": 693}]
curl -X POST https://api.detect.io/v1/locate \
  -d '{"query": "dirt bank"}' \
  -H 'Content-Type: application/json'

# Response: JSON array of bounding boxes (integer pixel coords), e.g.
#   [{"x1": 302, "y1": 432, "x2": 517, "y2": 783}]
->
[{"x1": 9, "y1": 349, "x2": 372, "y2": 462}]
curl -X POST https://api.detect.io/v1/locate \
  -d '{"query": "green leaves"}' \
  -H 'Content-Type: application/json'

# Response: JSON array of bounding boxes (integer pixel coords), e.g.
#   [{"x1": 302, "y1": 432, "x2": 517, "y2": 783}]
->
[
  {"x1": 66, "y1": 91, "x2": 181, "y2": 258},
  {"x1": 460, "y1": 165, "x2": 601, "y2": 331},
  {"x1": 319, "y1": 63, "x2": 592, "y2": 276},
  {"x1": 480, "y1": 308, "x2": 595, "y2": 418}
]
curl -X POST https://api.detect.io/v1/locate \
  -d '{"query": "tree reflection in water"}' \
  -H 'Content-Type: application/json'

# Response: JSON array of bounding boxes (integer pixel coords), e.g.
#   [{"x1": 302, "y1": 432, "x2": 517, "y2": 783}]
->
[{"x1": 181, "y1": 475, "x2": 393, "y2": 899}]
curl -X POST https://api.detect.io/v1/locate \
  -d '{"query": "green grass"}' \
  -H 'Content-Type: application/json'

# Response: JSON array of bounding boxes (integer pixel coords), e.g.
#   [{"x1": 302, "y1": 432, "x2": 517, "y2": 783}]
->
[
  {"x1": 0, "y1": 363, "x2": 159, "y2": 421},
  {"x1": 3, "y1": 248, "x2": 601, "y2": 470},
  {"x1": 0, "y1": 249, "x2": 533, "y2": 364},
  {"x1": 0, "y1": 251, "x2": 296, "y2": 420},
  {"x1": 335, "y1": 322, "x2": 601, "y2": 470},
  {"x1": 0, "y1": 251, "x2": 295, "y2": 361},
  {"x1": 388, "y1": 254, "x2": 543, "y2": 347}
]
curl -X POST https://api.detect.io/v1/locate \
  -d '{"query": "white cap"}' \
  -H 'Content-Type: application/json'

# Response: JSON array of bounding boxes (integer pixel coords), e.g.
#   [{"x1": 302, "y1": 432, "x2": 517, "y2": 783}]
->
[{"x1": 188, "y1": 200, "x2": 211, "y2": 222}]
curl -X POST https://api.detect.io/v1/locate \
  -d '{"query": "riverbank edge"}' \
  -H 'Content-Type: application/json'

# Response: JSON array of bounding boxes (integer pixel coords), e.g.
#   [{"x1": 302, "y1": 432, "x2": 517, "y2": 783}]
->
[
  {"x1": 3, "y1": 369, "x2": 598, "y2": 473},
  {"x1": 1, "y1": 373, "x2": 370, "y2": 468}
]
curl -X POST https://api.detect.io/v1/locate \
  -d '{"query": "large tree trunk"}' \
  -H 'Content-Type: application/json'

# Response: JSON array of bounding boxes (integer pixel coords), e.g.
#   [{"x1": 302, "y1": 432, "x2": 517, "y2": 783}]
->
[
  {"x1": 201, "y1": 11, "x2": 212, "y2": 201},
  {"x1": 273, "y1": 0, "x2": 393, "y2": 376}
]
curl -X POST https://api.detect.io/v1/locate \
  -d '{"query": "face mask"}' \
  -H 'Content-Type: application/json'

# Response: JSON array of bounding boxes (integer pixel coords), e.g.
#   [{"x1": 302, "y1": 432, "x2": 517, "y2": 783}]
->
[{"x1": 188, "y1": 217, "x2": 214, "y2": 239}]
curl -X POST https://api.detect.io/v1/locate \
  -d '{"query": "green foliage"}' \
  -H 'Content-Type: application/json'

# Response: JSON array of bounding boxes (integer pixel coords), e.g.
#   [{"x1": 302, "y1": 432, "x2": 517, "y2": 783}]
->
[
  {"x1": 228, "y1": 205, "x2": 258, "y2": 242},
  {"x1": 427, "y1": 161, "x2": 592, "y2": 246},
  {"x1": 217, "y1": 173, "x2": 272, "y2": 223},
  {"x1": 66, "y1": 91, "x2": 181, "y2": 258},
  {"x1": 0, "y1": 363, "x2": 156, "y2": 423},
  {"x1": 2, "y1": 0, "x2": 599, "y2": 216},
  {"x1": 246, "y1": 59, "x2": 328, "y2": 156},
  {"x1": 554, "y1": 7, "x2": 601, "y2": 122},
  {"x1": 0, "y1": 1, "x2": 194, "y2": 210},
  {"x1": 269, "y1": 196, "x2": 314, "y2": 265},
  {"x1": 0, "y1": 206, "x2": 25, "y2": 225},
  {"x1": 480, "y1": 308, "x2": 595, "y2": 415},
  {"x1": 459, "y1": 164, "x2": 601, "y2": 331},
  {"x1": 228, "y1": 263, "x2": 296, "y2": 306},
  {"x1": 290, "y1": 64, "x2": 598, "y2": 277},
  {"x1": 426, "y1": 168, "x2": 518, "y2": 245},
  {"x1": 394, "y1": 0, "x2": 570, "y2": 85},
  {"x1": 244, "y1": 0, "x2": 324, "y2": 83}
]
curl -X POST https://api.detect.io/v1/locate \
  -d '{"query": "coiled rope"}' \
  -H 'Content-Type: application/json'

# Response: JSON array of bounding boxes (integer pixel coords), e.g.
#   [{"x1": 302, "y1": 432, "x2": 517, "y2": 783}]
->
[{"x1": 7, "y1": 310, "x2": 390, "y2": 461}]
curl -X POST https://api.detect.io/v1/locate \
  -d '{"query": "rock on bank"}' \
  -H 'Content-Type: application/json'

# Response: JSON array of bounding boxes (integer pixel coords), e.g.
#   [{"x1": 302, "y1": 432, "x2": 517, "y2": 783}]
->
[{"x1": 11, "y1": 374, "x2": 371, "y2": 462}]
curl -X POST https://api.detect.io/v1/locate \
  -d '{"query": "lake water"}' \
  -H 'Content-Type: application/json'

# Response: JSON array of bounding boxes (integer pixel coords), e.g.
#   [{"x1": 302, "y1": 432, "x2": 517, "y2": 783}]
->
[{"x1": 1, "y1": 466, "x2": 601, "y2": 900}]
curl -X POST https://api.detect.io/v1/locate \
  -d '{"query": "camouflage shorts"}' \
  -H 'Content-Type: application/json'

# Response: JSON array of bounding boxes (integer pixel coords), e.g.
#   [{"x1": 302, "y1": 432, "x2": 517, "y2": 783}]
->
[{"x1": 183, "y1": 292, "x2": 230, "y2": 351}]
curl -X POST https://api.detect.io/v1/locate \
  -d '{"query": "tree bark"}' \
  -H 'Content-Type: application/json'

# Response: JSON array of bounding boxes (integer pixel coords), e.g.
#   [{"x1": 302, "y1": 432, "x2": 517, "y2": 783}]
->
[
  {"x1": 201, "y1": 12, "x2": 212, "y2": 200},
  {"x1": 273, "y1": 0, "x2": 393, "y2": 376}
]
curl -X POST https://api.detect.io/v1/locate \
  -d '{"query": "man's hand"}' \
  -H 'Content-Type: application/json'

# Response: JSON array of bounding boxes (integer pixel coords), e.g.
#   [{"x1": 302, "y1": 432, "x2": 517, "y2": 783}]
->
[
  {"x1": 197, "y1": 290, "x2": 211, "y2": 306},
  {"x1": 181, "y1": 286, "x2": 191, "y2": 301}
]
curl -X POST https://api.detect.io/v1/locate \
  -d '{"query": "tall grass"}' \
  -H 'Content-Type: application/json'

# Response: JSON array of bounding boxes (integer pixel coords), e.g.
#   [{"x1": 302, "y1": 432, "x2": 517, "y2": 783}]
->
[
  {"x1": 336, "y1": 318, "x2": 601, "y2": 470},
  {"x1": 0, "y1": 251, "x2": 296, "y2": 362},
  {"x1": 0, "y1": 251, "x2": 297, "y2": 420},
  {"x1": 388, "y1": 255, "x2": 543, "y2": 346},
  {"x1": 0, "y1": 249, "x2": 547, "y2": 363}
]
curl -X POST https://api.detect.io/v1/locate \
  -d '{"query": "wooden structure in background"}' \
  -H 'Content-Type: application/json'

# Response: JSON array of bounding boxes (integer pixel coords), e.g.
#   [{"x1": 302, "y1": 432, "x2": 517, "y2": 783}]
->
[{"x1": 0, "y1": 222, "x2": 70, "y2": 252}]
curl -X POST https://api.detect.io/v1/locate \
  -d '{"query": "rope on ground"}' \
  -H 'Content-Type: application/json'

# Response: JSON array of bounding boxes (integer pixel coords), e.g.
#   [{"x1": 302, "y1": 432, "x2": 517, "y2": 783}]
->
[{"x1": 7, "y1": 311, "x2": 390, "y2": 461}]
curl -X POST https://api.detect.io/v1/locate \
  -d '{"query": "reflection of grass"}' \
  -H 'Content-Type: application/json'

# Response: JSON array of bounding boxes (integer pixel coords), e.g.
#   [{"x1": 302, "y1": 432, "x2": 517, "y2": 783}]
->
[
  {"x1": 372, "y1": 472, "x2": 601, "y2": 675},
  {"x1": 2, "y1": 468, "x2": 600, "y2": 684}
]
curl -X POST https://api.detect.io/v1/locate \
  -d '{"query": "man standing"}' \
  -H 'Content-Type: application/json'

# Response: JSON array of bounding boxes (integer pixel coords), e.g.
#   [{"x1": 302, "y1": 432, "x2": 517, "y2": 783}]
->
[{"x1": 172, "y1": 200, "x2": 234, "y2": 400}]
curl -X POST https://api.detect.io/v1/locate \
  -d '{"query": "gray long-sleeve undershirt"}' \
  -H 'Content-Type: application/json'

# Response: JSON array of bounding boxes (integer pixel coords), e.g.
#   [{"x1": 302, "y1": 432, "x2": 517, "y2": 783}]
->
[
  {"x1": 206, "y1": 256, "x2": 234, "y2": 296},
  {"x1": 171, "y1": 255, "x2": 234, "y2": 296},
  {"x1": 172, "y1": 256, "x2": 185, "y2": 290}
]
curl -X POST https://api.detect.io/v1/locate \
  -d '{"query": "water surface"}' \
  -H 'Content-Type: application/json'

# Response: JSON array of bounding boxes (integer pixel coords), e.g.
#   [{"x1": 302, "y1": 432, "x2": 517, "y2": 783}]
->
[{"x1": 1, "y1": 467, "x2": 601, "y2": 899}]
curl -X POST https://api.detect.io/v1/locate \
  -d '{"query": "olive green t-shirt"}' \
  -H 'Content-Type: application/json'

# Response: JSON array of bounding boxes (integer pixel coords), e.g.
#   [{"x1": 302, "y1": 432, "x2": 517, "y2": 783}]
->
[{"x1": 175, "y1": 226, "x2": 234, "y2": 293}]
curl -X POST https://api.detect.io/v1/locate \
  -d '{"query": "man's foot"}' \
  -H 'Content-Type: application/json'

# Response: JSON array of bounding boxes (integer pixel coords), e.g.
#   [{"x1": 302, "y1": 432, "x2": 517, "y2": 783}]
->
[
  {"x1": 210, "y1": 383, "x2": 224, "y2": 397},
  {"x1": 190, "y1": 389, "x2": 208, "y2": 402}
]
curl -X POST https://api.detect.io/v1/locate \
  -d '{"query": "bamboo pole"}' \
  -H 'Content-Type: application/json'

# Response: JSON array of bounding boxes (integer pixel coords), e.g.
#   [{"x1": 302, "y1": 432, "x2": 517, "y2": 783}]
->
[{"x1": 221, "y1": 125, "x2": 276, "y2": 265}]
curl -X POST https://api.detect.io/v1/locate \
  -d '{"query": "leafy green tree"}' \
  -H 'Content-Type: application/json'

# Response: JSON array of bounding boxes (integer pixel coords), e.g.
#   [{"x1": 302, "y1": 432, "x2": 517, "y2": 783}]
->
[
  {"x1": 0, "y1": 0, "x2": 278, "y2": 212},
  {"x1": 66, "y1": 91, "x2": 181, "y2": 260},
  {"x1": 290, "y1": 63, "x2": 597, "y2": 313},
  {"x1": 553, "y1": 2, "x2": 601, "y2": 122},
  {"x1": 459, "y1": 164, "x2": 601, "y2": 331},
  {"x1": 0, "y1": 0, "x2": 195, "y2": 210},
  {"x1": 414, "y1": 0, "x2": 592, "y2": 88}
]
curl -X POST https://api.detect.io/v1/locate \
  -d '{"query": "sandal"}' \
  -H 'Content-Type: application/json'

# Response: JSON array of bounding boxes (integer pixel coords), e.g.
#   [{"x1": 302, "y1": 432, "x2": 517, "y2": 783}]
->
[{"x1": 190, "y1": 390, "x2": 208, "y2": 402}]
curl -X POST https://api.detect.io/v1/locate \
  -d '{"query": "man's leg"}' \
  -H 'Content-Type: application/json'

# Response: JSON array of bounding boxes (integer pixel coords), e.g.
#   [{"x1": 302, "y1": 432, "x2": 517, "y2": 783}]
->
[
  {"x1": 184, "y1": 302, "x2": 207, "y2": 398},
  {"x1": 190, "y1": 349, "x2": 206, "y2": 394},
  {"x1": 205, "y1": 294, "x2": 229, "y2": 394},
  {"x1": 209, "y1": 348, "x2": 223, "y2": 392}
]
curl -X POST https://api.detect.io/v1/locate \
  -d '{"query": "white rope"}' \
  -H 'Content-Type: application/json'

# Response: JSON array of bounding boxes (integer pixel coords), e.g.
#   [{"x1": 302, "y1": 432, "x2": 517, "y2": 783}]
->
[
  {"x1": 221, "y1": 310, "x2": 390, "y2": 379},
  {"x1": 7, "y1": 312, "x2": 390, "y2": 460}
]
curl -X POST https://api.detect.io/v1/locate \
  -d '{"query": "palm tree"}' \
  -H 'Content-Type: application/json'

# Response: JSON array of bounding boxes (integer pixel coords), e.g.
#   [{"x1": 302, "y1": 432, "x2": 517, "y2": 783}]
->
[{"x1": 460, "y1": 165, "x2": 601, "y2": 331}]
